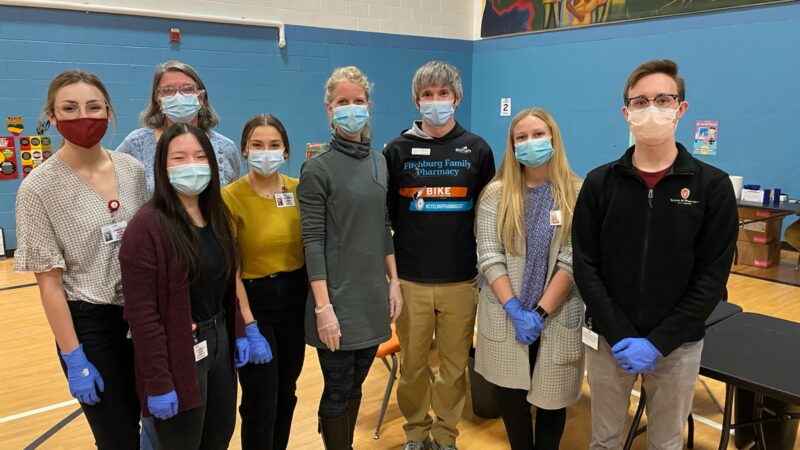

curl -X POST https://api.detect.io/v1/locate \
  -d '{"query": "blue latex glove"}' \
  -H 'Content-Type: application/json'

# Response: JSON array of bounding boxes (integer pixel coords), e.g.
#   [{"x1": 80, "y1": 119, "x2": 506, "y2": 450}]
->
[
  {"x1": 61, "y1": 344, "x2": 105, "y2": 405},
  {"x1": 612, "y1": 338, "x2": 662, "y2": 374},
  {"x1": 245, "y1": 322, "x2": 272, "y2": 364},
  {"x1": 502, "y1": 297, "x2": 544, "y2": 345},
  {"x1": 147, "y1": 390, "x2": 178, "y2": 420},
  {"x1": 234, "y1": 337, "x2": 250, "y2": 368}
]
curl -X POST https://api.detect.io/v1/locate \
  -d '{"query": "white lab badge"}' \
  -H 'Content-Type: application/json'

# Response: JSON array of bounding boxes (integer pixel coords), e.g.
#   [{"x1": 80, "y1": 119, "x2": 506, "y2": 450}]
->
[
  {"x1": 101, "y1": 221, "x2": 128, "y2": 244},
  {"x1": 549, "y1": 210, "x2": 563, "y2": 226},
  {"x1": 582, "y1": 327, "x2": 599, "y2": 350},
  {"x1": 194, "y1": 340, "x2": 208, "y2": 362},
  {"x1": 411, "y1": 148, "x2": 431, "y2": 156},
  {"x1": 274, "y1": 193, "x2": 296, "y2": 208}
]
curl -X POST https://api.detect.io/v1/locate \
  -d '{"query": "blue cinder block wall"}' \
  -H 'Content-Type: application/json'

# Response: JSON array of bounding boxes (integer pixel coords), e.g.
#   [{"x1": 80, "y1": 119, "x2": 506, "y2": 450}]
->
[
  {"x1": 0, "y1": 6, "x2": 473, "y2": 249},
  {"x1": 2, "y1": 2, "x2": 800, "y2": 250},
  {"x1": 471, "y1": 2, "x2": 800, "y2": 196}
]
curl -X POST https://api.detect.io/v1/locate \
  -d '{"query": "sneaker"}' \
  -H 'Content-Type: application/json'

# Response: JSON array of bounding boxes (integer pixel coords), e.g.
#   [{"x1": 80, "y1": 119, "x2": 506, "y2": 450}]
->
[
  {"x1": 403, "y1": 437, "x2": 432, "y2": 450},
  {"x1": 432, "y1": 441, "x2": 457, "y2": 450}
]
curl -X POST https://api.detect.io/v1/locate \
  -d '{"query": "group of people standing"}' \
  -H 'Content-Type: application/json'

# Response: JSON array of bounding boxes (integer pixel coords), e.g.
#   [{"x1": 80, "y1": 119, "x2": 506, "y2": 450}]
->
[{"x1": 14, "y1": 56, "x2": 738, "y2": 450}]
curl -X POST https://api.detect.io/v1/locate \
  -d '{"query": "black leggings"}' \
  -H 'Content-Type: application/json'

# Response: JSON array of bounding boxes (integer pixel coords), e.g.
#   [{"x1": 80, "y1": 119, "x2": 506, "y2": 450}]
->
[
  {"x1": 316, "y1": 345, "x2": 379, "y2": 419},
  {"x1": 239, "y1": 269, "x2": 308, "y2": 450},
  {"x1": 494, "y1": 339, "x2": 567, "y2": 450},
  {"x1": 59, "y1": 301, "x2": 140, "y2": 450}
]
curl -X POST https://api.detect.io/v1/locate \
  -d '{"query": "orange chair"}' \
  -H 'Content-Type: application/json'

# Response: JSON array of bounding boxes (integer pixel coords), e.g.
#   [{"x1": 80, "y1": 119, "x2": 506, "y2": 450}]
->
[{"x1": 373, "y1": 324, "x2": 401, "y2": 439}]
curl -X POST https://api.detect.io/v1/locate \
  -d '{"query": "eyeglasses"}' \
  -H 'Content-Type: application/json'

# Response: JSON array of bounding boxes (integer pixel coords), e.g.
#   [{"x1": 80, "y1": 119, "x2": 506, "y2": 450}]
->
[
  {"x1": 54, "y1": 101, "x2": 109, "y2": 119},
  {"x1": 625, "y1": 94, "x2": 681, "y2": 111},
  {"x1": 157, "y1": 83, "x2": 200, "y2": 97}
]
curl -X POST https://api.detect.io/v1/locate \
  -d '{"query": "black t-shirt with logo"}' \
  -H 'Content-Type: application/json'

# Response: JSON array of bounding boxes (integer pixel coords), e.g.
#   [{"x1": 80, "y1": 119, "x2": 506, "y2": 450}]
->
[{"x1": 384, "y1": 122, "x2": 495, "y2": 283}]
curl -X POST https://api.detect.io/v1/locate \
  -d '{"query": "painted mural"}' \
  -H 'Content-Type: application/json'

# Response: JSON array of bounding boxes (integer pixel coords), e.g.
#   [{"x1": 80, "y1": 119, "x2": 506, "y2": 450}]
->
[{"x1": 480, "y1": 0, "x2": 794, "y2": 37}]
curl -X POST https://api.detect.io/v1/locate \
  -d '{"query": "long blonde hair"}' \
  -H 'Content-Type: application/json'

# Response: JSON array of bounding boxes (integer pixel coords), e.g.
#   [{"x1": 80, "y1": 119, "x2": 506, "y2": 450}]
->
[
  {"x1": 490, "y1": 108, "x2": 580, "y2": 254},
  {"x1": 324, "y1": 66, "x2": 373, "y2": 141}
]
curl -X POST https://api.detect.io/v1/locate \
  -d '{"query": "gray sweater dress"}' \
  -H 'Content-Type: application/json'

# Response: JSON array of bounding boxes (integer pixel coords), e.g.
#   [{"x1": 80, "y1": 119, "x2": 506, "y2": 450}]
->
[{"x1": 297, "y1": 133, "x2": 394, "y2": 351}]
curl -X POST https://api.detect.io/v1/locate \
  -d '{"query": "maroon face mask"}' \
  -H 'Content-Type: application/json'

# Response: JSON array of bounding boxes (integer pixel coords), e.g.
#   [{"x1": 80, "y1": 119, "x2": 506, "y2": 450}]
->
[{"x1": 56, "y1": 118, "x2": 108, "y2": 149}]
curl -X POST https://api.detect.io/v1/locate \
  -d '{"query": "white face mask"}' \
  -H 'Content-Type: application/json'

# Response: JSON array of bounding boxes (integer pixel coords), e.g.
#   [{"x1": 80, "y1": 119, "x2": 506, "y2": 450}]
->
[
  {"x1": 247, "y1": 149, "x2": 285, "y2": 177},
  {"x1": 627, "y1": 106, "x2": 678, "y2": 146}
]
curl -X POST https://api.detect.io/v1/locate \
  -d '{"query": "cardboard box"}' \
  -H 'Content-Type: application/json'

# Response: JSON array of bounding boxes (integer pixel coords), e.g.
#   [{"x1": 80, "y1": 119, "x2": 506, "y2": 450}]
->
[
  {"x1": 738, "y1": 217, "x2": 784, "y2": 244},
  {"x1": 736, "y1": 241, "x2": 781, "y2": 268},
  {"x1": 738, "y1": 206, "x2": 782, "y2": 220}
]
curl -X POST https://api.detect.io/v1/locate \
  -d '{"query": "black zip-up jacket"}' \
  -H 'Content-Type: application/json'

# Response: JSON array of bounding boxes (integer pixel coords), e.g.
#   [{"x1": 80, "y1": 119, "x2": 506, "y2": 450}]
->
[{"x1": 572, "y1": 144, "x2": 738, "y2": 356}]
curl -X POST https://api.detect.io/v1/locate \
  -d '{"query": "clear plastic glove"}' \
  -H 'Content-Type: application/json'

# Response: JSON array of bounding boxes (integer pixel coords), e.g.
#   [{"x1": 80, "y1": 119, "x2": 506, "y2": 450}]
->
[
  {"x1": 612, "y1": 337, "x2": 661, "y2": 374},
  {"x1": 147, "y1": 390, "x2": 178, "y2": 420},
  {"x1": 234, "y1": 337, "x2": 250, "y2": 368},
  {"x1": 388, "y1": 280, "x2": 404, "y2": 323},
  {"x1": 315, "y1": 304, "x2": 341, "y2": 351},
  {"x1": 61, "y1": 344, "x2": 105, "y2": 405},
  {"x1": 245, "y1": 322, "x2": 272, "y2": 364},
  {"x1": 502, "y1": 297, "x2": 544, "y2": 345}
]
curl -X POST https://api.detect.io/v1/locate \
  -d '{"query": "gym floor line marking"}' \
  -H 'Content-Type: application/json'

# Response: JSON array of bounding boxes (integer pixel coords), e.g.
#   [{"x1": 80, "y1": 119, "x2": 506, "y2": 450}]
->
[
  {"x1": 0, "y1": 386, "x2": 731, "y2": 437},
  {"x1": 630, "y1": 389, "x2": 732, "y2": 435},
  {"x1": 0, "y1": 400, "x2": 77, "y2": 424},
  {"x1": 0, "y1": 282, "x2": 37, "y2": 292}
]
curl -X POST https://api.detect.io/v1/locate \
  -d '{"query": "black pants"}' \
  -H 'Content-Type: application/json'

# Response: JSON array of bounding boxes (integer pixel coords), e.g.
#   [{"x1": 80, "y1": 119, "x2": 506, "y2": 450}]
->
[
  {"x1": 317, "y1": 345, "x2": 379, "y2": 419},
  {"x1": 239, "y1": 269, "x2": 308, "y2": 450},
  {"x1": 58, "y1": 301, "x2": 140, "y2": 450},
  {"x1": 494, "y1": 339, "x2": 567, "y2": 450},
  {"x1": 153, "y1": 314, "x2": 237, "y2": 450}
]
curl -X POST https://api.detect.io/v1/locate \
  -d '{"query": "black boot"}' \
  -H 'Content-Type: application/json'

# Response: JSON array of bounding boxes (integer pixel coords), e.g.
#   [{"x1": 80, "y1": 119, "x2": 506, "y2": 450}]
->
[
  {"x1": 319, "y1": 414, "x2": 350, "y2": 450},
  {"x1": 346, "y1": 398, "x2": 362, "y2": 449}
]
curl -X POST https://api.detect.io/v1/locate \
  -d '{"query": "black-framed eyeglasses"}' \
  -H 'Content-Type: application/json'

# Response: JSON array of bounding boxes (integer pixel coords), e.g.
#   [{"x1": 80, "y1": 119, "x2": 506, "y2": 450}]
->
[
  {"x1": 157, "y1": 83, "x2": 200, "y2": 97},
  {"x1": 625, "y1": 94, "x2": 680, "y2": 111}
]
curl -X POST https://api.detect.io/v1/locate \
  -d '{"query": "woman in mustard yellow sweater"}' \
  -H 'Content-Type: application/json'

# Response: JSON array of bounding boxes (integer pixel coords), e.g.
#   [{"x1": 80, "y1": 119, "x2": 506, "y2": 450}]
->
[{"x1": 222, "y1": 114, "x2": 307, "y2": 450}]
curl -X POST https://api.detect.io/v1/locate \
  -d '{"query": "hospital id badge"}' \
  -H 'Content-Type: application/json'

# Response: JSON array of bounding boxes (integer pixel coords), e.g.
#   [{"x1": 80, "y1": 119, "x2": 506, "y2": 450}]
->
[
  {"x1": 274, "y1": 193, "x2": 296, "y2": 208},
  {"x1": 549, "y1": 210, "x2": 562, "y2": 226},
  {"x1": 101, "y1": 221, "x2": 128, "y2": 244},
  {"x1": 582, "y1": 327, "x2": 599, "y2": 350},
  {"x1": 194, "y1": 340, "x2": 208, "y2": 361}
]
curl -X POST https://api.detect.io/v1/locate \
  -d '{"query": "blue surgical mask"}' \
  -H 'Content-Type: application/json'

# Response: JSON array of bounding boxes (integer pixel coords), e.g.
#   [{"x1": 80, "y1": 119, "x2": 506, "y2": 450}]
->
[
  {"x1": 168, "y1": 163, "x2": 211, "y2": 196},
  {"x1": 420, "y1": 100, "x2": 455, "y2": 128},
  {"x1": 514, "y1": 137, "x2": 554, "y2": 168},
  {"x1": 161, "y1": 93, "x2": 201, "y2": 123},
  {"x1": 247, "y1": 149, "x2": 285, "y2": 177},
  {"x1": 332, "y1": 104, "x2": 369, "y2": 136}
]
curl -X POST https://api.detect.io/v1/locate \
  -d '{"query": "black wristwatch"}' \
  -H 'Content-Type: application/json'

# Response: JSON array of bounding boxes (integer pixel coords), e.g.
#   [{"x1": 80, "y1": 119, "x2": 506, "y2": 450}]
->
[{"x1": 533, "y1": 304, "x2": 549, "y2": 320}]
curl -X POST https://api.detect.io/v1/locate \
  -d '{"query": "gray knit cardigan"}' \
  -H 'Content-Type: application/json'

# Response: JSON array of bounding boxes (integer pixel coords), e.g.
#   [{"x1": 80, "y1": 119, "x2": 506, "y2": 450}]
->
[{"x1": 474, "y1": 180, "x2": 585, "y2": 410}]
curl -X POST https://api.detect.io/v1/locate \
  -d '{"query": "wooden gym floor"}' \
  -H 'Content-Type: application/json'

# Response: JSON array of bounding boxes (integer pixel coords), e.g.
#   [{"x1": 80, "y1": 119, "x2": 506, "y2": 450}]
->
[{"x1": 1, "y1": 252, "x2": 798, "y2": 449}]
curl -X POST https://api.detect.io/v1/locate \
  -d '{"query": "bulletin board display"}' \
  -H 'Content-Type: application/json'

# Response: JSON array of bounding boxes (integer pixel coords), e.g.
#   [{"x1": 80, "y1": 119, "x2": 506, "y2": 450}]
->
[
  {"x1": 0, "y1": 136, "x2": 18, "y2": 180},
  {"x1": 20, "y1": 135, "x2": 53, "y2": 177}
]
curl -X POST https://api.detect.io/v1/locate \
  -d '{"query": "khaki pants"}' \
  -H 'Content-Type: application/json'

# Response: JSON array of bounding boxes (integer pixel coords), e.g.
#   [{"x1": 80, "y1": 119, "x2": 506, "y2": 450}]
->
[
  {"x1": 587, "y1": 337, "x2": 703, "y2": 450},
  {"x1": 395, "y1": 278, "x2": 478, "y2": 445}
]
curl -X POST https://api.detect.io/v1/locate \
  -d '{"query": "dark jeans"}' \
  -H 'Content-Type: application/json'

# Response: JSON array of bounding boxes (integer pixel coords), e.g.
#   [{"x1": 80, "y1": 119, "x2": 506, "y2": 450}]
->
[
  {"x1": 494, "y1": 339, "x2": 567, "y2": 450},
  {"x1": 317, "y1": 345, "x2": 379, "y2": 419},
  {"x1": 58, "y1": 301, "x2": 140, "y2": 450},
  {"x1": 153, "y1": 314, "x2": 237, "y2": 450},
  {"x1": 239, "y1": 269, "x2": 308, "y2": 450}
]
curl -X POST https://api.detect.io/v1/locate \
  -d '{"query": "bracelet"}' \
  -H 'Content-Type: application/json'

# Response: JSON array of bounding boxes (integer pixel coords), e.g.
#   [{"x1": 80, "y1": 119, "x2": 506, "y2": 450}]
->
[{"x1": 390, "y1": 279, "x2": 401, "y2": 286}]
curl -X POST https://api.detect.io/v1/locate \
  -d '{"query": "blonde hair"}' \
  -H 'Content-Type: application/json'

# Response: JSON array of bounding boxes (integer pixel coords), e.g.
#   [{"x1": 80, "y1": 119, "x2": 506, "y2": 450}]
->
[
  {"x1": 490, "y1": 108, "x2": 580, "y2": 254},
  {"x1": 324, "y1": 66, "x2": 372, "y2": 141}
]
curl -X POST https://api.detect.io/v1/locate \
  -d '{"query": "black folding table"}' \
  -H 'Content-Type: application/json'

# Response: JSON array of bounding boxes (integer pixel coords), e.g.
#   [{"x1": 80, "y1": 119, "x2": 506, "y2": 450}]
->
[{"x1": 700, "y1": 312, "x2": 800, "y2": 449}]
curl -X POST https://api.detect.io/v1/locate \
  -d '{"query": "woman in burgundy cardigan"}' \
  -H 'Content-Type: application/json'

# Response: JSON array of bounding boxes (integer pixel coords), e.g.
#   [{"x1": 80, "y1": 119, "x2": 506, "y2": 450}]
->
[{"x1": 120, "y1": 123, "x2": 268, "y2": 449}]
